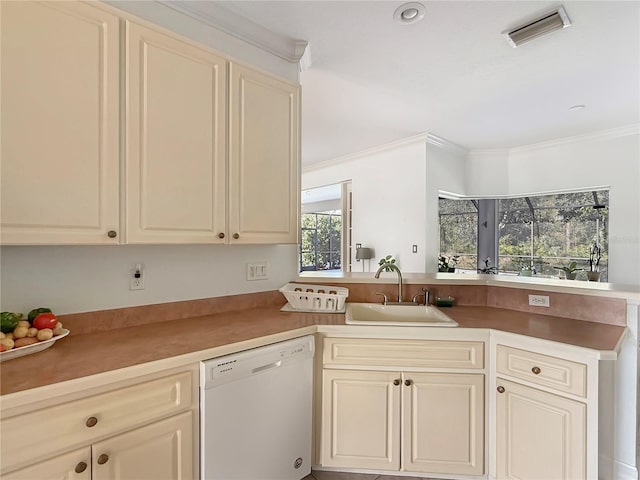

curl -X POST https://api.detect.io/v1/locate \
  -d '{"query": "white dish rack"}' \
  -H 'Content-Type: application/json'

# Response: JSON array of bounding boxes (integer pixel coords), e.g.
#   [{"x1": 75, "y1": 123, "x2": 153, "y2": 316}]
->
[{"x1": 279, "y1": 283, "x2": 349, "y2": 313}]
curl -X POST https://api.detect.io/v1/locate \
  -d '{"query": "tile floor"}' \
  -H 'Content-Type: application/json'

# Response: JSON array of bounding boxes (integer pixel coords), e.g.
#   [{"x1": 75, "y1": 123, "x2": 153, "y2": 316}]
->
[{"x1": 304, "y1": 471, "x2": 441, "y2": 480}]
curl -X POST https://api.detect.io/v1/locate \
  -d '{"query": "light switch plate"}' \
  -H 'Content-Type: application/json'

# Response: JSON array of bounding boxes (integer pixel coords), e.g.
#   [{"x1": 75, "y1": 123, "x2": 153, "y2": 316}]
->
[{"x1": 247, "y1": 262, "x2": 269, "y2": 281}]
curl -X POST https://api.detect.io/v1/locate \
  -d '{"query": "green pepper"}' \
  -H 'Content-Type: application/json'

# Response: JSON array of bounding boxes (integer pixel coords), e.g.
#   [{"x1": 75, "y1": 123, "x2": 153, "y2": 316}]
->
[
  {"x1": 1, "y1": 312, "x2": 23, "y2": 333},
  {"x1": 27, "y1": 307, "x2": 52, "y2": 324}
]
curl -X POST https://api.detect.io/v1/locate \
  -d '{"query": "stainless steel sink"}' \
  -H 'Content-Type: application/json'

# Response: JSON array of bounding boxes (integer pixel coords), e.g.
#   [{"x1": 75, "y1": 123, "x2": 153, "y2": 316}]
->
[{"x1": 345, "y1": 302, "x2": 458, "y2": 327}]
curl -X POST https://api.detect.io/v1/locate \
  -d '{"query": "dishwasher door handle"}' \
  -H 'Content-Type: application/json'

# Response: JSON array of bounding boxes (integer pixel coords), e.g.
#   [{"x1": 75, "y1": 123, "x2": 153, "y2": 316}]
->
[{"x1": 252, "y1": 360, "x2": 282, "y2": 374}]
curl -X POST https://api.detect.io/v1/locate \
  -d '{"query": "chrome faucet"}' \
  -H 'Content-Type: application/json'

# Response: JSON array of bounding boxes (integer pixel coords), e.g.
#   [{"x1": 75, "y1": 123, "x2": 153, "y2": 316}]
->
[{"x1": 375, "y1": 262, "x2": 411, "y2": 305}]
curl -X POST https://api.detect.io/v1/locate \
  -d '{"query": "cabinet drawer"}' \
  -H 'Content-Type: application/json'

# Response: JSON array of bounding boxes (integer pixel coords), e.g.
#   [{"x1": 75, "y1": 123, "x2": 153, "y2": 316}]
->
[
  {"x1": 323, "y1": 338, "x2": 484, "y2": 369},
  {"x1": 1, "y1": 371, "x2": 192, "y2": 473},
  {"x1": 496, "y1": 345, "x2": 586, "y2": 397}
]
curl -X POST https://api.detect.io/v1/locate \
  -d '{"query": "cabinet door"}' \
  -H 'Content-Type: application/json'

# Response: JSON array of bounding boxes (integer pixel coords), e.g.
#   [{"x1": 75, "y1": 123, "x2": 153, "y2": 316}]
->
[
  {"x1": 0, "y1": 1, "x2": 120, "y2": 244},
  {"x1": 228, "y1": 63, "x2": 300, "y2": 244},
  {"x1": 2, "y1": 447, "x2": 91, "y2": 480},
  {"x1": 321, "y1": 369, "x2": 400, "y2": 470},
  {"x1": 496, "y1": 378, "x2": 586, "y2": 480},
  {"x1": 402, "y1": 373, "x2": 484, "y2": 475},
  {"x1": 92, "y1": 411, "x2": 193, "y2": 480},
  {"x1": 125, "y1": 21, "x2": 227, "y2": 243}
]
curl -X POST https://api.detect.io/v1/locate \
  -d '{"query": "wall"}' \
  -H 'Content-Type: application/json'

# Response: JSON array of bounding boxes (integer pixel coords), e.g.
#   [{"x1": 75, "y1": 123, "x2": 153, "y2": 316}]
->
[
  {"x1": 303, "y1": 137, "x2": 427, "y2": 273},
  {"x1": 0, "y1": 245, "x2": 297, "y2": 315}
]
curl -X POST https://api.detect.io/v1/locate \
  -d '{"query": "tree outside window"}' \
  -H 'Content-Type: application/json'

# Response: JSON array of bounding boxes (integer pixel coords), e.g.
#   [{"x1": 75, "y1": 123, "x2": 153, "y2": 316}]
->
[
  {"x1": 300, "y1": 212, "x2": 342, "y2": 271},
  {"x1": 438, "y1": 190, "x2": 608, "y2": 281}
]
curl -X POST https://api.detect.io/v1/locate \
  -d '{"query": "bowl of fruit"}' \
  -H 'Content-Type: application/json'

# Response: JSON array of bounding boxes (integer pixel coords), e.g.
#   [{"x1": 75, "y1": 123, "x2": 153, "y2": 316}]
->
[{"x1": 0, "y1": 308, "x2": 69, "y2": 362}]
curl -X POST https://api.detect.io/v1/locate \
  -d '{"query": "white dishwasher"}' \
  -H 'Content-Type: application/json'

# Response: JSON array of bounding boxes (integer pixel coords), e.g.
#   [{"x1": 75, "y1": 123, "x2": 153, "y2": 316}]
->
[{"x1": 200, "y1": 335, "x2": 314, "y2": 480}]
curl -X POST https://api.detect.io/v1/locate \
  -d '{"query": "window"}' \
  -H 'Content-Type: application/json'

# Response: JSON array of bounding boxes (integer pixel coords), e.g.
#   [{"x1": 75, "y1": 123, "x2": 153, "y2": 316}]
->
[
  {"x1": 498, "y1": 191, "x2": 608, "y2": 280},
  {"x1": 438, "y1": 190, "x2": 609, "y2": 280},
  {"x1": 438, "y1": 198, "x2": 478, "y2": 271},
  {"x1": 300, "y1": 212, "x2": 342, "y2": 271}
]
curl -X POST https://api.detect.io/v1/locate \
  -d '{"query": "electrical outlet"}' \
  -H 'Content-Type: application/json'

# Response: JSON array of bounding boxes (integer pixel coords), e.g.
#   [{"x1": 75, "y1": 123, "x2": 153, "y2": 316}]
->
[
  {"x1": 130, "y1": 264, "x2": 144, "y2": 290},
  {"x1": 528, "y1": 294, "x2": 550, "y2": 307},
  {"x1": 247, "y1": 262, "x2": 269, "y2": 281}
]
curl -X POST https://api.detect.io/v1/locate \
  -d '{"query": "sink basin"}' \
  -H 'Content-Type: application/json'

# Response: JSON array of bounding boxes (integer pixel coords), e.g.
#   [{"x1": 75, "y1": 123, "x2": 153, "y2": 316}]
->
[{"x1": 345, "y1": 303, "x2": 458, "y2": 327}]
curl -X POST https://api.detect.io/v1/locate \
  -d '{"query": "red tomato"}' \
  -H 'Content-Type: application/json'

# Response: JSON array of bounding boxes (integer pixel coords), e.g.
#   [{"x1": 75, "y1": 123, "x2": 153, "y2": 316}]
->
[{"x1": 33, "y1": 312, "x2": 58, "y2": 330}]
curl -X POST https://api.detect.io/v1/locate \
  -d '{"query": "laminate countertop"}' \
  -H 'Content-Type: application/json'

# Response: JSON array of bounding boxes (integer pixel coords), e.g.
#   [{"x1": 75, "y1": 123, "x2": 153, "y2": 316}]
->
[{"x1": 0, "y1": 305, "x2": 626, "y2": 397}]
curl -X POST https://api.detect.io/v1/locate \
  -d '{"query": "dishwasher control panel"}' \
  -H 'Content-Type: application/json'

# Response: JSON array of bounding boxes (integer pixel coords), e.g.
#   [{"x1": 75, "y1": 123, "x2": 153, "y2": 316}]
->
[{"x1": 201, "y1": 335, "x2": 314, "y2": 388}]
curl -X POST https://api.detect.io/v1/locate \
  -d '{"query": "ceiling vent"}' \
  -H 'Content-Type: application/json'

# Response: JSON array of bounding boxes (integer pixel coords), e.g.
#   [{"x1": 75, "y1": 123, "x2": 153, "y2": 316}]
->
[{"x1": 503, "y1": 6, "x2": 571, "y2": 48}]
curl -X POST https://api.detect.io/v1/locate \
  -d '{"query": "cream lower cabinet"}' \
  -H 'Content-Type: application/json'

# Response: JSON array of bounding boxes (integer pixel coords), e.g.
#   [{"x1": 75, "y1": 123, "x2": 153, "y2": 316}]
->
[
  {"x1": 0, "y1": 370, "x2": 197, "y2": 480},
  {"x1": 496, "y1": 379, "x2": 585, "y2": 480},
  {"x1": 3, "y1": 413, "x2": 192, "y2": 480},
  {"x1": 495, "y1": 344, "x2": 588, "y2": 480},
  {"x1": 2, "y1": 447, "x2": 92, "y2": 480},
  {"x1": 0, "y1": 1, "x2": 120, "y2": 245},
  {"x1": 320, "y1": 338, "x2": 485, "y2": 476},
  {"x1": 92, "y1": 411, "x2": 193, "y2": 480}
]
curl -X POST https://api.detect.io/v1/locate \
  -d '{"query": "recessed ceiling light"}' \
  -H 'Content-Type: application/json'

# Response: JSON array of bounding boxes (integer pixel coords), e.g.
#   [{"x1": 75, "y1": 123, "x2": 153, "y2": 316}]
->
[
  {"x1": 394, "y1": 2, "x2": 425, "y2": 25},
  {"x1": 569, "y1": 104, "x2": 586, "y2": 111}
]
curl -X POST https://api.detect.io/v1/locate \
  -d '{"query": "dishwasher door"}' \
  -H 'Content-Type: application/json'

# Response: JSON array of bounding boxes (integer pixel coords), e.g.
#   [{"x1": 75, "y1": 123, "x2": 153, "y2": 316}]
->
[{"x1": 200, "y1": 335, "x2": 314, "y2": 480}]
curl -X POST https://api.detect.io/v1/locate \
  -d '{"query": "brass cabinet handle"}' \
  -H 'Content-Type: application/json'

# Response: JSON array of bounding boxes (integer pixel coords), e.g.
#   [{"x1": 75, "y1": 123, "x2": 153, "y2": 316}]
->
[
  {"x1": 532, "y1": 366, "x2": 541, "y2": 375},
  {"x1": 393, "y1": 379, "x2": 400, "y2": 386},
  {"x1": 404, "y1": 379, "x2": 412, "y2": 386},
  {"x1": 218, "y1": 232, "x2": 225, "y2": 239},
  {"x1": 85, "y1": 416, "x2": 98, "y2": 428},
  {"x1": 75, "y1": 461, "x2": 88, "y2": 473},
  {"x1": 497, "y1": 386, "x2": 505, "y2": 394},
  {"x1": 107, "y1": 230, "x2": 117, "y2": 238},
  {"x1": 233, "y1": 233, "x2": 240, "y2": 239},
  {"x1": 97, "y1": 454, "x2": 109, "y2": 465}
]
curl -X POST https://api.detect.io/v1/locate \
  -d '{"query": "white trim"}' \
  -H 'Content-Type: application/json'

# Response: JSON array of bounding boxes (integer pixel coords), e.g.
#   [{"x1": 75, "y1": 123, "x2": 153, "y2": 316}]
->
[
  {"x1": 157, "y1": 0, "x2": 307, "y2": 63},
  {"x1": 510, "y1": 124, "x2": 639, "y2": 153},
  {"x1": 426, "y1": 133, "x2": 469, "y2": 156},
  {"x1": 439, "y1": 185, "x2": 611, "y2": 200},
  {"x1": 303, "y1": 131, "x2": 468, "y2": 173},
  {"x1": 303, "y1": 132, "x2": 431, "y2": 172}
]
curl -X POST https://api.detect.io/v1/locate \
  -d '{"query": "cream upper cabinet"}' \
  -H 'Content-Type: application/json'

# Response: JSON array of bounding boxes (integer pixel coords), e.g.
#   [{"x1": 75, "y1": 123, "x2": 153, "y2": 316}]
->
[
  {"x1": 92, "y1": 412, "x2": 193, "y2": 480},
  {"x1": 2, "y1": 3, "x2": 300, "y2": 246},
  {"x1": 125, "y1": 21, "x2": 227, "y2": 244},
  {"x1": 496, "y1": 378, "x2": 586, "y2": 480},
  {"x1": 0, "y1": 1, "x2": 120, "y2": 244},
  {"x1": 228, "y1": 63, "x2": 300, "y2": 244},
  {"x1": 321, "y1": 369, "x2": 401, "y2": 471}
]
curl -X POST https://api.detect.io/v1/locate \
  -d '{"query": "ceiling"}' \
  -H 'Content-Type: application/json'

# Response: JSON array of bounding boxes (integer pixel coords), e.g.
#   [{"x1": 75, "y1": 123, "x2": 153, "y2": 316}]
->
[{"x1": 212, "y1": 1, "x2": 640, "y2": 166}]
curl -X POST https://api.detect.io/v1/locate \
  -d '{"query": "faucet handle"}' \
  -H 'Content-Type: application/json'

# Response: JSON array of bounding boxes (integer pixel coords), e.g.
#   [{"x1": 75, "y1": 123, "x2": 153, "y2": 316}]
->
[
  {"x1": 375, "y1": 292, "x2": 389, "y2": 305},
  {"x1": 411, "y1": 288, "x2": 430, "y2": 305}
]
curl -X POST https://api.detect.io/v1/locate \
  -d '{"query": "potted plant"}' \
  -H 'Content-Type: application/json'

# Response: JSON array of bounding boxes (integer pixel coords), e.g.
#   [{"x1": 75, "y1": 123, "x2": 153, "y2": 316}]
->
[
  {"x1": 554, "y1": 261, "x2": 582, "y2": 280},
  {"x1": 377, "y1": 255, "x2": 397, "y2": 272},
  {"x1": 519, "y1": 264, "x2": 533, "y2": 277},
  {"x1": 438, "y1": 255, "x2": 459, "y2": 273},
  {"x1": 587, "y1": 243, "x2": 601, "y2": 282}
]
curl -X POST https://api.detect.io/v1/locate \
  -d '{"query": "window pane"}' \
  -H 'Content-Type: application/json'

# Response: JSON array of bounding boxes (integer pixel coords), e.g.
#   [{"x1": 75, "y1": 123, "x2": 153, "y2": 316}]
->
[{"x1": 439, "y1": 198, "x2": 478, "y2": 271}]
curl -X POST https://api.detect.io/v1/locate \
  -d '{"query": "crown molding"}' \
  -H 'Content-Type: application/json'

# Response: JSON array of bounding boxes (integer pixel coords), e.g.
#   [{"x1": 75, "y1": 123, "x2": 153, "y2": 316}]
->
[
  {"x1": 158, "y1": 1, "x2": 307, "y2": 63},
  {"x1": 303, "y1": 132, "x2": 431, "y2": 173},
  {"x1": 469, "y1": 124, "x2": 640, "y2": 157},
  {"x1": 425, "y1": 133, "x2": 469, "y2": 156}
]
